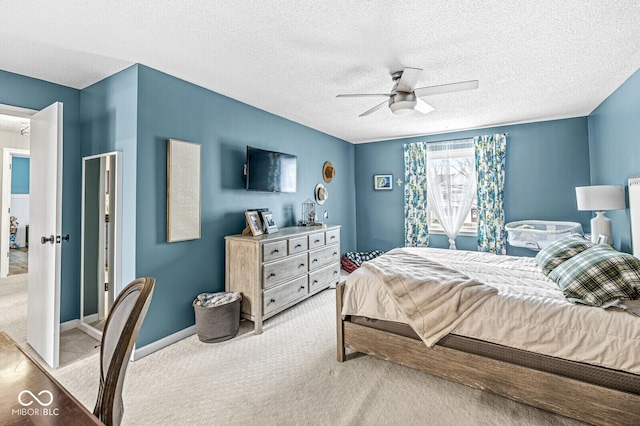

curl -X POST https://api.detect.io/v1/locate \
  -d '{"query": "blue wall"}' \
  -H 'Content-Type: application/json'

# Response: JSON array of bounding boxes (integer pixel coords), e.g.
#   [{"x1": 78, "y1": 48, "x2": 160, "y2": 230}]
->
[
  {"x1": 588, "y1": 68, "x2": 640, "y2": 253},
  {"x1": 11, "y1": 157, "x2": 29, "y2": 194},
  {"x1": 133, "y1": 66, "x2": 356, "y2": 346},
  {"x1": 80, "y1": 65, "x2": 139, "y2": 284},
  {"x1": 3, "y1": 56, "x2": 633, "y2": 350},
  {"x1": 354, "y1": 118, "x2": 592, "y2": 257},
  {"x1": 0, "y1": 69, "x2": 82, "y2": 322}
]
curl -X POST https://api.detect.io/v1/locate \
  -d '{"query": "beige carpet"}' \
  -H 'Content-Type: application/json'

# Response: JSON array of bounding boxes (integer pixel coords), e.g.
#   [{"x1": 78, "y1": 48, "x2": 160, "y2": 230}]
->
[{"x1": 0, "y1": 275, "x2": 585, "y2": 426}]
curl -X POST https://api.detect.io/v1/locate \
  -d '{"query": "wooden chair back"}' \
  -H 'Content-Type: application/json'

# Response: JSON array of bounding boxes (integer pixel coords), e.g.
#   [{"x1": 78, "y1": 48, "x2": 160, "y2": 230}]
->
[{"x1": 93, "y1": 277, "x2": 155, "y2": 426}]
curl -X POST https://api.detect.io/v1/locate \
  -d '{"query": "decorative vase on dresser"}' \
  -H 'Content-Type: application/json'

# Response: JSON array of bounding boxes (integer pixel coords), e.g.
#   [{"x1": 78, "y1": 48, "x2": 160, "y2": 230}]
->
[{"x1": 225, "y1": 225, "x2": 341, "y2": 334}]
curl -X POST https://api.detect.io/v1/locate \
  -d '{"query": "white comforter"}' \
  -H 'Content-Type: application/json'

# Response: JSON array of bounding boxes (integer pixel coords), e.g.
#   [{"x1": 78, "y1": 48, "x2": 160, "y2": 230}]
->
[{"x1": 341, "y1": 247, "x2": 640, "y2": 374}]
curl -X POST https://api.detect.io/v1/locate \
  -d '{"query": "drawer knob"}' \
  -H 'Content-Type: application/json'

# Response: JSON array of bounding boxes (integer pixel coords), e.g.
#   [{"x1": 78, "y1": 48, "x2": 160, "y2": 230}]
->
[
  {"x1": 330, "y1": 236, "x2": 336, "y2": 239},
  {"x1": 267, "y1": 298, "x2": 276, "y2": 306},
  {"x1": 312, "y1": 259, "x2": 318, "y2": 263},
  {"x1": 299, "y1": 285, "x2": 306, "y2": 291},
  {"x1": 269, "y1": 273, "x2": 276, "y2": 278},
  {"x1": 295, "y1": 244, "x2": 302, "y2": 248},
  {"x1": 333, "y1": 252, "x2": 338, "y2": 256},
  {"x1": 333, "y1": 271, "x2": 338, "y2": 275},
  {"x1": 314, "y1": 239, "x2": 320, "y2": 243},
  {"x1": 299, "y1": 263, "x2": 305, "y2": 268},
  {"x1": 313, "y1": 279, "x2": 318, "y2": 284},
  {"x1": 272, "y1": 249, "x2": 279, "y2": 254}
]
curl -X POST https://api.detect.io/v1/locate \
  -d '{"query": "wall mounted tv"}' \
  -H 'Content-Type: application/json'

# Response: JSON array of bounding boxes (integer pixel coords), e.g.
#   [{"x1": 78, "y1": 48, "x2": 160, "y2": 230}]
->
[{"x1": 245, "y1": 146, "x2": 297, "y2": 193}]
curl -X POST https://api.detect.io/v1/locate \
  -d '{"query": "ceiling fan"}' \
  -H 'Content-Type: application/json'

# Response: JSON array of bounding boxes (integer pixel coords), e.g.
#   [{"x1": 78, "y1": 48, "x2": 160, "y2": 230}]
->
[{"x1": 336, "y1": 67, "x2": 479, "y2": 117}]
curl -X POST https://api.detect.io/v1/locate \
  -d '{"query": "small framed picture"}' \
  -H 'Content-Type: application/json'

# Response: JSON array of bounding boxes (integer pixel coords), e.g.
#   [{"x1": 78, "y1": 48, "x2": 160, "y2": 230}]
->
[
  {"x1": 260, "y1": 211, "x2": 278, "y2": 233},
  {"x1": 245, "y1": 211, "x2": 263, "y2": 236},
  {"x1": 374, "y1": 174, "x2": 393, "y2": 190}
]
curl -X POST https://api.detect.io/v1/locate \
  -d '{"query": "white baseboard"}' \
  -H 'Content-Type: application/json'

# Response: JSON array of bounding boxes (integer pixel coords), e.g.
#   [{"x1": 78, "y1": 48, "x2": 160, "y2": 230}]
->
[
  {"x1": 60, "y1": 319, "x2": 79, "y2": 332},
  {"x1": 132, "y1": 325, "x2": 196, "y2": 361},
  {"x1": 77, "y1": 321, "x2": 102, "y2": 341},
  {"x1": 82, "y1": 313, "x2": 99, "y2": 324}
]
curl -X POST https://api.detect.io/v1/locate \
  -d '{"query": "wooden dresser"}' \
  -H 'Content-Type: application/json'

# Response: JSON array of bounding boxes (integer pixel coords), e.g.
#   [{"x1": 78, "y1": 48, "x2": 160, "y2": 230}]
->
[{"x1": 225, "y1": 225, "x2": 341, "y2": 333}]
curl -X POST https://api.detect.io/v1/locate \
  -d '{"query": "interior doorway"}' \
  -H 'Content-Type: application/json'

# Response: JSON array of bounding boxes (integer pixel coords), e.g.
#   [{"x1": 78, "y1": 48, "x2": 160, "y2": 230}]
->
[{"x1": 1, "y1": 127, "x2": 30, "y2": 278}]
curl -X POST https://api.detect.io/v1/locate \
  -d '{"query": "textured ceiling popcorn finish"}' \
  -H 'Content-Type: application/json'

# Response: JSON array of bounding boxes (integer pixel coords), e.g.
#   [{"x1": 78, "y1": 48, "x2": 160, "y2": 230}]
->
[{"x1": 0, "y1": 1, "x2": 638, "y2": 143}]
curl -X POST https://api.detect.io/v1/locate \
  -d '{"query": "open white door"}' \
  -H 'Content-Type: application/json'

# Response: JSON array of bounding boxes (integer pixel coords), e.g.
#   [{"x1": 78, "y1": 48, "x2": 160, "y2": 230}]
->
[{"x1": 27, "y1": 102, "x2": 63, "y2": 368}]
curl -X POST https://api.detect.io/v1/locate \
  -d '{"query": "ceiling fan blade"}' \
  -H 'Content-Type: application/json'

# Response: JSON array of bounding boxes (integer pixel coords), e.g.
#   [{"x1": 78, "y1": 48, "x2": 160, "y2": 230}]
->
[
  {"x1": 336, "y1": 93, "x2": 391, "y2": 98},
  {"x1": 395, "y1": 67, "x2": 423, "y2": 92},
  {"x1": 359, "y1": 99, "x2": 389, "y2": 117},
  {"x1": 414, "y1": 80, "x2": 479, "y2": 97},
  {"x1": 415, "y1": 99, "x2": 435, "y2": 114}
]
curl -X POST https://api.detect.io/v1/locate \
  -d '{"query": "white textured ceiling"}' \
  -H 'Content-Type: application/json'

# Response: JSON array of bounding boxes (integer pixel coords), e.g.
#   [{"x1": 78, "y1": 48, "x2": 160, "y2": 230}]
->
[
  {"x1": 0, "y1": 114, "x2": 28, "y2": 134},
  {"x1": 0, "y1": 1, "x2": 639, "y2": 143}
]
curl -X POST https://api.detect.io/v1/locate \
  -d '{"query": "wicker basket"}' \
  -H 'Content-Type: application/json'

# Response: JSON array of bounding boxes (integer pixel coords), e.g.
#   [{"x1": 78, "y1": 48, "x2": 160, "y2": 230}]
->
[{"x1": 193, "y1": 295, "x2": 241, "y2": 343}]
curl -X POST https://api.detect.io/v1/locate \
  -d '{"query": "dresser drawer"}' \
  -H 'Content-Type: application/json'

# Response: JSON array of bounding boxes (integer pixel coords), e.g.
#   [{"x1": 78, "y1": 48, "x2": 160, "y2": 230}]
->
[
  {"x1": 325, "y1": 229, "x2": 340, "y2": 245},
  {"x1": 308, "y1": 244, "x2": 340, "y2": 270},
  {"x1": 309, "y1": 263, "x2": 340, "y2": 292},
  {"x1": 263, "y1": 240, "x2": 287, "y2": 262},
  {"x1": 308, "y1": 232, "x2": 325, "y2": 249},
  {"x1": 288, "y1": 236, "x2": 308, "y2": 254},
  {"x1": 262, "y1": 253, "x2": 308, "y2": 288},
  {"x1": 263, "y1": 276, "x2": 308, "y2": 316}
]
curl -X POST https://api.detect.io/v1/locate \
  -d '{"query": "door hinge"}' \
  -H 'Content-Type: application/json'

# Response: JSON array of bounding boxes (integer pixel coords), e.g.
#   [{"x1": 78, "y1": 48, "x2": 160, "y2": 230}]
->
[
  {"x1": 105, "y1": 214, "x2": 109, "y2": 223},
  {"x1": 105, "y1": 282, "x2": 109, "y2": 292}
]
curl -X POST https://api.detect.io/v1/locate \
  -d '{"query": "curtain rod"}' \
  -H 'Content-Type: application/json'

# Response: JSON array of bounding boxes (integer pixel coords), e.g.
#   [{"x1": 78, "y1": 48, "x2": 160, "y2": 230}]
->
[{"x1": 425, "y1": 132, "x2": 509, "y2": 145}]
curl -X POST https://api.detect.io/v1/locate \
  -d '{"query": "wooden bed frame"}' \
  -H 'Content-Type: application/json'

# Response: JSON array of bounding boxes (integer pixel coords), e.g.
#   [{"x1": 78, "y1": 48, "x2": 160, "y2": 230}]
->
[{"x1": 336, "y1": 282, "x2": 640, "y2": 426}]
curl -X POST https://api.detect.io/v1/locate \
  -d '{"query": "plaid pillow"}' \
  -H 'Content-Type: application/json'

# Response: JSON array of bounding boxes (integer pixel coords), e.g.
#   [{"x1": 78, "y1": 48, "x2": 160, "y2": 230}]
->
[
  {"x1": 344, "y1": 250, "x2": 385, "y2": 267},
  {"x1": 548, "y1": 245, "x2": 640, "y2": 306},
  {"x1": 535, "y1": 234, "x2": 594, "y2": 275}
]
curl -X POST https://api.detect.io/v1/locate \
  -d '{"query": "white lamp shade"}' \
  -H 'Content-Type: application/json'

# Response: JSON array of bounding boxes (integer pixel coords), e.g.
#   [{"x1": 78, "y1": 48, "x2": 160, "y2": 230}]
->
[{"x1": 575, "y1": 185, "x2": 626, "y2": 211}]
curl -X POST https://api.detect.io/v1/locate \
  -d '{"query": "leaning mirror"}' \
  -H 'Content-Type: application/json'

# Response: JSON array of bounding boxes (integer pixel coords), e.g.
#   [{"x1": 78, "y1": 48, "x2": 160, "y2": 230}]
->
[{"x1": 78, "y1": 152, "x2": 122, "y2": 340}]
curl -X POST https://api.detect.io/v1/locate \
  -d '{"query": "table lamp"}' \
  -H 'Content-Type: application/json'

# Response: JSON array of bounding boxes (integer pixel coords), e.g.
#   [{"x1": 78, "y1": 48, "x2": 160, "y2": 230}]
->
[{"x1": 575, "y1": 185, "x2": 626, "y2": 243}]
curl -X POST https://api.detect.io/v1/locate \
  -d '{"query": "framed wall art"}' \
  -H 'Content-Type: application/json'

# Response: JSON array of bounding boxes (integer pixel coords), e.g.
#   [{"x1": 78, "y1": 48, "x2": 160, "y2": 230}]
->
[
  {"x1": 167, "y1": 139, "x2": 201, "y2": 242},
  {"x1": 374, "y1": 174, "x2": 393, "y2": 190}
]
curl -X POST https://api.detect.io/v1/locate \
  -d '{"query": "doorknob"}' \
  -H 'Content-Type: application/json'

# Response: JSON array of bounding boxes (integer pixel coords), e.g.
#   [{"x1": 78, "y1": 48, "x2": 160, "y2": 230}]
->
[{"x1": 41, "y1": 235, "x2": 54, "y2": 244}]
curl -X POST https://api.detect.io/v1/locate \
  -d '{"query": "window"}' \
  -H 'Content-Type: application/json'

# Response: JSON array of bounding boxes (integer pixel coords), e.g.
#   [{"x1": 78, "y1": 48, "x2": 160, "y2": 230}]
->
[{"x1": 426, "y1": 145, "x2": 478, "y2": 237}]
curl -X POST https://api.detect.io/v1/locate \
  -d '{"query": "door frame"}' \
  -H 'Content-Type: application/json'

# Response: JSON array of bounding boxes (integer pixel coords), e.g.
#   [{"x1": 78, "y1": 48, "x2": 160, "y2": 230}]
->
[
  {"x1": 1, "y1": 148, "x2": 30, "y2": 277},
  {"x1": 0, "y1": 104, "x2": 35, "y2": 278}
]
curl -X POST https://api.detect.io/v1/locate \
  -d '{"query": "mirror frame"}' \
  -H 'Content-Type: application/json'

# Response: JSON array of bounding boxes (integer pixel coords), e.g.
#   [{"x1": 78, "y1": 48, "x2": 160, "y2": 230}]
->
[{"x1": 78, "y1": 151, "x2": 123, "y2": 340}]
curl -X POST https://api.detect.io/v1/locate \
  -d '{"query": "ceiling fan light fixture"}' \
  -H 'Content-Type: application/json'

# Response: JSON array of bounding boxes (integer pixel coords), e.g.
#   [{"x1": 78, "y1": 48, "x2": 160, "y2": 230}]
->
[
  {"x1": 336, "y1": 67, "x2": 479, "y2": 117},
  {"x1": 390, "y1": 100, "x2": 416, "y2": 114},
  {"x1": 389, "y1": 92, "x2": 417, "y2": 115}
]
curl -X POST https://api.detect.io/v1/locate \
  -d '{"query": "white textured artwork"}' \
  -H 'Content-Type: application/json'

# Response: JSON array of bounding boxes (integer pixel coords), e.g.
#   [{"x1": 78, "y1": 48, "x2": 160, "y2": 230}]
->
[{"x1": 167, "y1": 139, "x2": 201, "y2": 242}]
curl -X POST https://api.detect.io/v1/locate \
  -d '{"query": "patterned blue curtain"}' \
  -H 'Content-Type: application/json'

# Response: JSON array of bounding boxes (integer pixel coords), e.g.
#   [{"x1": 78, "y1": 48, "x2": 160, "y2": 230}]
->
[
  {"x1": 474, "y1": 134, "x2": 507, "y2": 254},
  {"x1": 403, "y1": 142, "x2": 429, "y2": 246}
]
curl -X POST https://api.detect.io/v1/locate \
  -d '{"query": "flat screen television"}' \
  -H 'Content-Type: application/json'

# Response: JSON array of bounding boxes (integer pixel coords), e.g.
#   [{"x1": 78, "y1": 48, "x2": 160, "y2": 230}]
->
[{"x1": 245, "y1": 146, "x2": 297, "y2": 193}]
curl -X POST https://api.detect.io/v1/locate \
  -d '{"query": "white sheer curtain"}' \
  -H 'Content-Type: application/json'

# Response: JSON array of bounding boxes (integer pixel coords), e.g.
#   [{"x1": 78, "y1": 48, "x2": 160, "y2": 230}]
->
[{"x1": 426, "y1": 139, "x2": 476, "y2": 249}]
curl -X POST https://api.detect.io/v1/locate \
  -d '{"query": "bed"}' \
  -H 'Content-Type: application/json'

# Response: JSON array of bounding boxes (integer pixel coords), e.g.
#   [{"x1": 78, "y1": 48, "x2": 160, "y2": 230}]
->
[{"x1": 336, "y1": 244, "x2": 640, "y2": 425}]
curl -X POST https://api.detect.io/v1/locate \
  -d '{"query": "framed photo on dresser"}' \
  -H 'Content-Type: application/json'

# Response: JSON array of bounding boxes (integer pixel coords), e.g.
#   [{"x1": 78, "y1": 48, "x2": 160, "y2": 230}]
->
[
  {"x1": 245, "y1": 211, "x2": 263, "y2": 236},
  {"x1": 260, "y1": 211, "x2": 278, "y2": 233}
]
